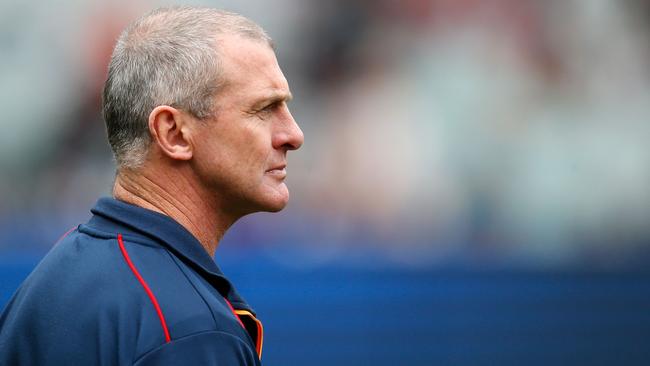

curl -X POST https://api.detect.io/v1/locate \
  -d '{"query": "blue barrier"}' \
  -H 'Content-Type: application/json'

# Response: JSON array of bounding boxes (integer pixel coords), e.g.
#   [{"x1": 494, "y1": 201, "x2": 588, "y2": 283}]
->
[{"x1": 2, "y1": 253, "x2": 650, "y2": 366}]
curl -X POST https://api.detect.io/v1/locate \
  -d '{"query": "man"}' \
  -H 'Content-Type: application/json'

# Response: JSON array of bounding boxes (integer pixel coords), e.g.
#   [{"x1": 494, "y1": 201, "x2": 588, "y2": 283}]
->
[{"x1": 0, "y1": 6, "x2": 303, "y2": 365}]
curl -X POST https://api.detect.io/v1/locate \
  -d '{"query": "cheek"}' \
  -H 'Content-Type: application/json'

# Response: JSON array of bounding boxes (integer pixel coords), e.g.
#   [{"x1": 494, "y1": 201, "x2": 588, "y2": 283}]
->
[
  {"x1": 194, "y1": 122, "x2": 272, "y2": 181},
  {"x1": 239, "y1": 126, "x2": 273, "y2": 169}
]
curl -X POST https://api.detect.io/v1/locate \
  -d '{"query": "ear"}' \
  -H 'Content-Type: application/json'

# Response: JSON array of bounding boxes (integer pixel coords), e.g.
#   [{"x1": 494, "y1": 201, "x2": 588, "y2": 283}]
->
[{"x1": 148, "y1": 105, "x2": 193, "y2": 161}]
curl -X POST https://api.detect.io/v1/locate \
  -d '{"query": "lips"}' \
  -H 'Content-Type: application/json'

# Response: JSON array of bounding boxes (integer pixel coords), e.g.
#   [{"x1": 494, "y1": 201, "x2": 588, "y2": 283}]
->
[
  {"x1": 266, "y1": 162, "x2": 286, "y2": 171},
  {"x1": 265, "y1": 164, "x2": 287, "y2": 176}
]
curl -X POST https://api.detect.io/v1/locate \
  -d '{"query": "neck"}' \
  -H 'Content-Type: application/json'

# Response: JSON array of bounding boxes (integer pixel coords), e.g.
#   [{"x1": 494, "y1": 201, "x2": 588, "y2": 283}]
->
[{"x1": 112, "y1": 167, "x2": 234, "y2": 257}]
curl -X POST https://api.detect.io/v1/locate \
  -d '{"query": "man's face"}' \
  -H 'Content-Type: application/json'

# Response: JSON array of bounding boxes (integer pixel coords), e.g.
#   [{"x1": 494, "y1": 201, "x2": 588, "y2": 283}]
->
[{"x1": 190, "y1": 34, "x2": 304, "y2": 216}]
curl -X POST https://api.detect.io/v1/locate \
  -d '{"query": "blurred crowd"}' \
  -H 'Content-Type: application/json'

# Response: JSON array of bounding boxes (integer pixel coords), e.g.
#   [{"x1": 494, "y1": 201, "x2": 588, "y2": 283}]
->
[{"x1": 1, "y1": 0, "x2": 649, "y2": 268}]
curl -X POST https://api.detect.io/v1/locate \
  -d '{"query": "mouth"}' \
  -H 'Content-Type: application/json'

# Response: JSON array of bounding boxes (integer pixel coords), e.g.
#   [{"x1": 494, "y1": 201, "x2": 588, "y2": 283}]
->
[{"x1": 265, "y1": 165, "x2": 287, "y2": 178}]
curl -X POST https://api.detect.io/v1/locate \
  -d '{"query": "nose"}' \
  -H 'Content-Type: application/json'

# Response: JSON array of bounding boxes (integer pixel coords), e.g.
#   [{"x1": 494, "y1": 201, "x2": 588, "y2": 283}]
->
[{"x1": 273, "y1": 107, "x2": 304, "y2": 151}]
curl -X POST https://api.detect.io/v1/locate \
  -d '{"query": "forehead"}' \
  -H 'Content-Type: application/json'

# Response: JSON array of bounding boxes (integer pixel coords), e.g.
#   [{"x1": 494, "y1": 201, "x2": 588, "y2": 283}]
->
[{"x1": 216, "y1": 34, "x2": 290, "y2": 101}]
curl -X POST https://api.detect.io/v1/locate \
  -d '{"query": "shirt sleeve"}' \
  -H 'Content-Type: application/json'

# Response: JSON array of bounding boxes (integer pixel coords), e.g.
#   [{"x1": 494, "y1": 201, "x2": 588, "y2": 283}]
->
[{"x1": 133, "y1": 331, "x2": 261, "y2": 366}]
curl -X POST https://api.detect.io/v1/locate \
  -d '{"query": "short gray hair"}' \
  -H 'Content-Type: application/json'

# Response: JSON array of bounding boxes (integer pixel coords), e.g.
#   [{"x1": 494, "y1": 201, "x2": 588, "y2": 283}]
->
[{"x1": 102, "y1": 6, "x2": 272, "y2": 169}]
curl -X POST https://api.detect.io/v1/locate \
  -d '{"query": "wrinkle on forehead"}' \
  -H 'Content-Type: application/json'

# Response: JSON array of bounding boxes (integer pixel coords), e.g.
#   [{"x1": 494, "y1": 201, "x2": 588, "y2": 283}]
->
[{"x1": 216, "y1": 34, "x2": 290, "y2": 101}]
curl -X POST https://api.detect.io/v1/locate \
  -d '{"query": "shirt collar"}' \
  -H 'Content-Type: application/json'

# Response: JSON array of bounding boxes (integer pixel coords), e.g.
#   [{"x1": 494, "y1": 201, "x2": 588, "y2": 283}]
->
[{"x1": 87, "y1": 197, "x2": 254, "y2": 313}]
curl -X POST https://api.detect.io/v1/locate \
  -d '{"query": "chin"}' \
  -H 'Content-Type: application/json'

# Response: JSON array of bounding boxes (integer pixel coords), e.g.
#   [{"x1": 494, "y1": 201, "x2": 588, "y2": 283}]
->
[
  {"x1": 232, "y1": 197, "x2": 287, "y2": 218},
  {"x1": 261, "y1": 195, "x2": 289, "y2": 212},
  {"x1": 256, "y1": 184, "x2": 290, "y2": 212}
]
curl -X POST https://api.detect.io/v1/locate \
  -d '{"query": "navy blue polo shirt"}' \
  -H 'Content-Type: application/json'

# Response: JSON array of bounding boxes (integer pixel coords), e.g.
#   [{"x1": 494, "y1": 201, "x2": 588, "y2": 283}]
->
[{"x1": 0, "y1": 197, "x2": 263, "y2": 365}]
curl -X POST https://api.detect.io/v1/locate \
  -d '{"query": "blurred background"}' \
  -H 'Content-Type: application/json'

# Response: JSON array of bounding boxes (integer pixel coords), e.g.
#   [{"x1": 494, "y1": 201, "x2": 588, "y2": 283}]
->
[{"x1": 1, "y1": 0, "x2": 650, "y2": 364}]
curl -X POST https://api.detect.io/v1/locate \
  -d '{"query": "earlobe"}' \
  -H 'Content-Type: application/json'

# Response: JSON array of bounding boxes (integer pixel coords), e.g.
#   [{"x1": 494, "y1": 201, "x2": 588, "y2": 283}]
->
[{"x1": 148, "y1": 106, "x2": 193, "y2": 161}]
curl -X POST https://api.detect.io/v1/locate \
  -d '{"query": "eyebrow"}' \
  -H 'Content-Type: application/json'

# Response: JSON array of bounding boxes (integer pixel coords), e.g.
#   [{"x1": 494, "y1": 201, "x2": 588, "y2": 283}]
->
[{"x1": 253, "y1": 90, "x2": 293, "y2": 109}]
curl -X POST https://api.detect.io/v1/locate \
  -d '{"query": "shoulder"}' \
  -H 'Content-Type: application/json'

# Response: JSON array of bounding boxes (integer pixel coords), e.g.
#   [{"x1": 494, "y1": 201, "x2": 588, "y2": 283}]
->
[
  {"x1": 1, "y1": 225, "x2": 255, "y2": 365},
  {"x1": 0, "y1": 228, "x2": 178, "y2": 364},
  {"x1": 112, "y1": 234, "x2": 260, "y2": 361},
  {"x1": 133, "y1": 331, "x2": 261, "y2": 366}
]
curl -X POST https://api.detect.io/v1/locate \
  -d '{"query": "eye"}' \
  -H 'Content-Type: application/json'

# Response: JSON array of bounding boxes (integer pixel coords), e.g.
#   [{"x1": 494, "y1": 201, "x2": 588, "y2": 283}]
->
[
  {"x1": 262, "y1": 102, "x2": 279, "y2": 112},
  {"x1": 256, "y1": 102, "x2": 281, "y2": 118}
]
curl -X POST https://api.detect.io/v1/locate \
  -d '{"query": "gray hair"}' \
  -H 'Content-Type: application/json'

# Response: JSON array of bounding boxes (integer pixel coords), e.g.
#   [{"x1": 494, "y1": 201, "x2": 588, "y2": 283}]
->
[{"x1": 102, "y1": 6, "x2": 272, "y2": 169}]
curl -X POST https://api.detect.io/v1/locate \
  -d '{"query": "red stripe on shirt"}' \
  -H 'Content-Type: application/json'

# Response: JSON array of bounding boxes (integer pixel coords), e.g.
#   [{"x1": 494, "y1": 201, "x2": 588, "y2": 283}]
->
[
  {"x1": 117, "y1": 233, "x2": 171, "y2": 343},
  {"x1": 54, "y1": 226, "x2": 77, "y2": 246}
]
